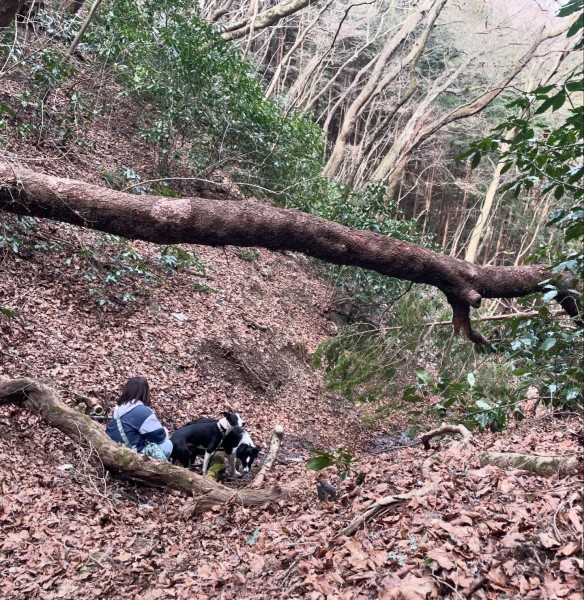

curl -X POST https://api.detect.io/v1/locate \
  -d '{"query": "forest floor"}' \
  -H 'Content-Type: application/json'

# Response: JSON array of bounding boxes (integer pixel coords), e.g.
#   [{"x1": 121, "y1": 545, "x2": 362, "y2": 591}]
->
[{"x1": 0, "y1": 47, "x2": 582, "y2": 600}]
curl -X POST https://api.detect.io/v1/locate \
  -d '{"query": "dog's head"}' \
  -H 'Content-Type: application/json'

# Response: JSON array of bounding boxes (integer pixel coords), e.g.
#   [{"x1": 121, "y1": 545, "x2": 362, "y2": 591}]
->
[
  {"x1": 223, "y1": 411, "x2": 245, "y2": 429},
  {"x1": 236, "y1": 444, "x2": 261, "y2": 473}
]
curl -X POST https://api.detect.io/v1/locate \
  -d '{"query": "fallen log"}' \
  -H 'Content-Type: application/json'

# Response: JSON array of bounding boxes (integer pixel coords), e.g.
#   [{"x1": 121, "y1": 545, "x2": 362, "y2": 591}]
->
[
  {"x1": 479, "y1": 451, "x2": 579, "y2": 477},
  {"x1": 0, "y1": 378, "x2": 294, "y2": 511},
  {"x1": 250, "y1": 424, "x2": 284, "y2": 488}
]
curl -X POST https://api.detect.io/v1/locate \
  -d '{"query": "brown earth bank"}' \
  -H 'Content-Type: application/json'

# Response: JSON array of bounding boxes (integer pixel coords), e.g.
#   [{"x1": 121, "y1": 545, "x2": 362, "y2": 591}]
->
[{"x1": 0, "y1": 45, "x2": 582, "y2": 600}]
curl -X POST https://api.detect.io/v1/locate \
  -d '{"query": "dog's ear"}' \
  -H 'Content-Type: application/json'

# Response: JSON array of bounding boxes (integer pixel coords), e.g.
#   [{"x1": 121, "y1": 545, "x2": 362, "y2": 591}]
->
[
  {"x1": 251, "y1": 447, "x2": 261, "y2": 457},
  {"x1": 239, "y1": 443, "x2": 250, "y2": 452},
  {"x1": 222, "y1": 411, "x2": 230, "y2": 418}
]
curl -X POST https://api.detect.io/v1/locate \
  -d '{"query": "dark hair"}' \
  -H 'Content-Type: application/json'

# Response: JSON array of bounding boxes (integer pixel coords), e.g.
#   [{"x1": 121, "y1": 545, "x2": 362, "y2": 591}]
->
[{"x1": 117, "y1": 376, "x2": 151, "y2": 406}]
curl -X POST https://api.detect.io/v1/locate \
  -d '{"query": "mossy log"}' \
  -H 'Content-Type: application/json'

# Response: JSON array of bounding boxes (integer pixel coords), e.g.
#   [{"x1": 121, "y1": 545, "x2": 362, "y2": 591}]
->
[
  {"x1": 205, "y1": 456, "x2": 227, "y2": 481},
  {"x1": 0, "y1": 378, "x2": 294, "y2": 511},
  {"x1": 479, "y1": 451, "x2": 579, "y2": 477}
]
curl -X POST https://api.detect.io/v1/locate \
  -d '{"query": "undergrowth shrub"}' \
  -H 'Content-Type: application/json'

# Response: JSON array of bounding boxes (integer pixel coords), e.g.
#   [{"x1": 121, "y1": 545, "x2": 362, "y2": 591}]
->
[{"x1": 86, "y1": 0, "x2": 325, "y2": 207}]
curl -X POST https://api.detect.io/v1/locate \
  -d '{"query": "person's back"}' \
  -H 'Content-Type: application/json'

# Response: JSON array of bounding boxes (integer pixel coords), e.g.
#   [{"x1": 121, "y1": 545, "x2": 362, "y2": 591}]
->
[{"x1": 105, "y1": 376, "x2": 172, "y2": 461}]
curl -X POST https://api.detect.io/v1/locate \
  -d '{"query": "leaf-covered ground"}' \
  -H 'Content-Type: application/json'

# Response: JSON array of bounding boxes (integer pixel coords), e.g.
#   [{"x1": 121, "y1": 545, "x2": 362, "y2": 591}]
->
[{"x1": 1, "y1": 53, "x2": 582, "y2": 599}]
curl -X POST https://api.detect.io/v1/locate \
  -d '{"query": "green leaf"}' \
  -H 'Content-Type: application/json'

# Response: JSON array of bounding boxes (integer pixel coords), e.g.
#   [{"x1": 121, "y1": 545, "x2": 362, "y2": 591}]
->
[
  {"x1": 559, "y1": 0, "x2": 583, "y2": 17},
  {"x1": 567, "y1": 13, "x2": 584, "y2": 38},
  {"x1": 470, "y1": 151, "x2": 482, "y2": 169},
  {"x1": 0, "y1": 102, "x2": 15, "y2": 117},
  {"x1": 475, "y1": 399, "x2": 492, "y2": 410},
  {"x1": 551, "y1": 91, "x2": 567, "y2": 112},
  {"x1": 565, "y1": 223, "x2": 584, "y2": 242},
  {"x1": 306, "y1": 456, "x2": 335, "y2": 471},
  {"x1": 540, "y1": 338, "x2": 557, "y2": 351},
  {"x1": 414, "y1": 369, "x2": 433, "y2": 384},
  {"x1": 534, "y1": 96, "x2": 555, "y2": 115},
  {"x1": 554, "y1": 185, "x2": 565, "y2": 200}
]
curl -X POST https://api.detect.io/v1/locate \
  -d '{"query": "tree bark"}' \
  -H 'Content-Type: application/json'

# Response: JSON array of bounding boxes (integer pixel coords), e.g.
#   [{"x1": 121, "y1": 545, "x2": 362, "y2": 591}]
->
[
  {"x1": 0, "y1": 378, "x2": 294, "y2": 511},
  {"x1": 0, "y1": 166, "x2": 580, "y2": 343}
]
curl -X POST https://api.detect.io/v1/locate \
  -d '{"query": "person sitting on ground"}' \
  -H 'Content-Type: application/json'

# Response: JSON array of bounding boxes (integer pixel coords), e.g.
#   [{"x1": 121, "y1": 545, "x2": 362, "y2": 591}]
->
[{"x1": 105, "y1": 376, "x2": 172, "y2": 462}]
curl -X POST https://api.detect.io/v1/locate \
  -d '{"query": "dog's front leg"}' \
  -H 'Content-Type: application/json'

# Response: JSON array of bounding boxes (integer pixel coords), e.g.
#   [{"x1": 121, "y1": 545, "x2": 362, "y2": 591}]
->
[
  {"x1": 227, "y1": 452, "x2": 241, "y2": 477},
  {"x1": 202, "y1": 451, "x2": 212, "y2": 476}
]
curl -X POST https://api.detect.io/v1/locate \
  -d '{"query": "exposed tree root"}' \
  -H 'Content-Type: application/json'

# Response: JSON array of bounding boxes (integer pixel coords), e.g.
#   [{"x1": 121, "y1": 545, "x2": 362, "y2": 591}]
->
[
  {"x1": 479, "y1": 451, "x2": 580, "y2": 477},
  {"x1": 336, "y1": 483, "x2": 435, "y2": 537},
  {"x1": 337, "y1": 424, "x2": 474, "y2": 536},
  {"x1": 420, "y1": 422, "x2": 473, "y2": 450},
  {"x1": 251, "y1": 424, "x2": 284, "y2": 488},
  {"x1": 0, "y1": 378, "x2": 294, "y2": 512}
]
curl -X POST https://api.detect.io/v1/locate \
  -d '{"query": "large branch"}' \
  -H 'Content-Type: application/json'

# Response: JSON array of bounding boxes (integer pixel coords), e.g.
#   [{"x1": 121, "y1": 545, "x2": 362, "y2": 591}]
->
[
  {"x1": 0, "y1": 378, "x2": 293, "y2": 511},
  {"x1": 220, "y1": 0, "x2": 311, "y2": 42},
  {"x1": 0, "y1": 166, "x2": 579, "y2": 343}
]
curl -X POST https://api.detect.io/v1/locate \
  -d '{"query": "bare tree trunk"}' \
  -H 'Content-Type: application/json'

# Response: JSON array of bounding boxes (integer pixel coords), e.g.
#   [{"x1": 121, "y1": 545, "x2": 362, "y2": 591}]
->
[
  {"x1": 67, "y1": 0, "x2": 103, "y2": 55},
  {"x1": 464, "y1": 141, "x2": 511, "y2": 263},
  {"x1": 0, "y1": 379, "x2": 294, "y2": 512},
  {"x1": 0, "y1": 166, "x2": 580, "y2": 343},
  {"x1": 322, "y1": 0, "x2": 445, "y2": 179},
  {"x1": 371, "y1": 20, "x2": 575, "y2": 185},
  {"x1": 265, "y1": 0, "x2": 335, "y2": 99},
  {"x1": 0, "y1": 0, "x2": 26, "y2": 28}
]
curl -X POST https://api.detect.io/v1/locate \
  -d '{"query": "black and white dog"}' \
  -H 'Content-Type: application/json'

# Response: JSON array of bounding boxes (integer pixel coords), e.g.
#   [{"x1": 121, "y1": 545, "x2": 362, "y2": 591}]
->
[
  {"x1": 170, "y1": 412, "x2": 244, "y2": 476},
  {"x1": 173, "y1": 417, "x2": 261, "y2": 477}
]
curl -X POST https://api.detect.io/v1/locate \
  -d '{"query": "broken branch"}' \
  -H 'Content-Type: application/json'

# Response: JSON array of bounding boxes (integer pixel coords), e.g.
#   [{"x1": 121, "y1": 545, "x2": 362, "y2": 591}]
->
[{"x1": 250, "y1": 424, "x2": 284, "y2": 488}]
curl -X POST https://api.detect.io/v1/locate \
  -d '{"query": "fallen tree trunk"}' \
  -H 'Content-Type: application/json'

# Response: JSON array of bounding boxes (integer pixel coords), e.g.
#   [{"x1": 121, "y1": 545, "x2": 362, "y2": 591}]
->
[
  {"x1": 479, "y1": 451, "x2": 579, "y2": 477},
  {"x1": 251, "y1": 424, "x2": 284, "y2": 488},
  {"x1": 0, "y1": 166, "x2": 580, "y2": 345},
  {"x1": 0, "y1": 378, "x2": 294, "y2": 511}
]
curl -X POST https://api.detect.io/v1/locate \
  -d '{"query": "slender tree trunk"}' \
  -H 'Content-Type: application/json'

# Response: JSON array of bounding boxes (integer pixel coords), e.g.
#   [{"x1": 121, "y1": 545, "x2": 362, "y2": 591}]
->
[
  {"x1": 370, "y1": 19, "x2": 575, "y2": 185},
  {"x1": 67, "y1": 0, "x2": 103, "y2": 55},
  {"x1": 265, "y1": 0, "x2": 335, "y2": 99},
  {"x1": 464, "y1": 141, "x2": 511, "y2": 263},
  {"x1": 322, "y1": 0, "x2": 445, "y2": 179}
]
